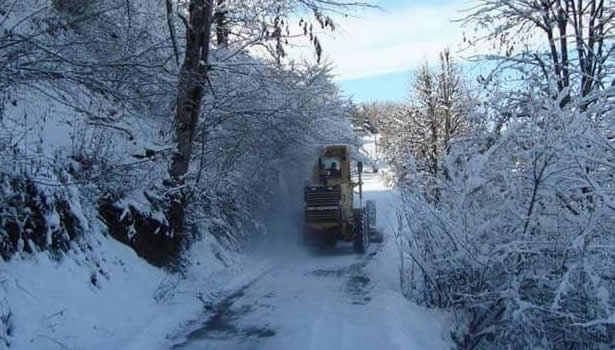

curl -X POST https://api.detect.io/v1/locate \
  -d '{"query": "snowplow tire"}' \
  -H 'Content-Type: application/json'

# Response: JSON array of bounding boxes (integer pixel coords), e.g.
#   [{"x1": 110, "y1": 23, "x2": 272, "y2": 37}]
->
[
  {"x1": 365, "y1": 200, "x2": 382, "y2": 243},
  {"x1": 353, "y1": 210, "x2": 368, "y2": 254},
  {"x1": 366, "y1": 200, "x2": 376, "y2": 229}
]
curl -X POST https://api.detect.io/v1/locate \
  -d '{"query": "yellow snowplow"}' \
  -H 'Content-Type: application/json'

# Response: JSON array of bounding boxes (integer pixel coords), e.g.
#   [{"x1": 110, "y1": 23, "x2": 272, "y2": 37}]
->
[{"x1": 303, "y1": 145, "x2": 377, "y2": 253}]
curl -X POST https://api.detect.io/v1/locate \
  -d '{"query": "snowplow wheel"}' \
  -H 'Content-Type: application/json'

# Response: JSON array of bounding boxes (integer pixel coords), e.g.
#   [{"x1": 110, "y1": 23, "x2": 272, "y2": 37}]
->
[
  {"x1": 366, "y1": 200, "x2": 382, "y2": 243},
  {"x1": 366, "y1": 200, "x2": 376, "y2": 228},
  {"x1": 353, "y1": 209, "x2": 368, "y2": 254}
]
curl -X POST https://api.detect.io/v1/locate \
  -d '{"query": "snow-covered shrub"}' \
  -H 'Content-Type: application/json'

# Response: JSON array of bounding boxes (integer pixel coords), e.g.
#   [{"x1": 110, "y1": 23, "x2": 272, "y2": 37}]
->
[
  {"x1": 0, "y1": 168, "x2": 87, "y2": 261},
  {"x1": 396, "y1": 88, "x2": 615, "y2": 349}
]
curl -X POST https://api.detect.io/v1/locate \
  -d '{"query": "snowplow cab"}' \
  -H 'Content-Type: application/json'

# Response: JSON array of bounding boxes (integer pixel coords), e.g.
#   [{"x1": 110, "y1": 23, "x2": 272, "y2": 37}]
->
[{"x1": 303, "y1": 145, "x2": 375, "y2": 252}]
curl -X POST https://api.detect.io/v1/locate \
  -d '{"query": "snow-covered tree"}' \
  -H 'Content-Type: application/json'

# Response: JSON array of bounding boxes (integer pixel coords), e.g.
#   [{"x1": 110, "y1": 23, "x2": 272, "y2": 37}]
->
[
  {"x1": 378, "y1": 49, "x2": 471, "y2": 198},
  {"x1": 461, "y1": 0, "x2": 615, "y2": 101}
]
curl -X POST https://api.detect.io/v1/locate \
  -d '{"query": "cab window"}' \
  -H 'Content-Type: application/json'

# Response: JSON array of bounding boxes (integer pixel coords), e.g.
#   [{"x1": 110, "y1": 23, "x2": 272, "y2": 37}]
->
[{"x1": 321, "y1": 157, "x2": 342, "y2": 177}]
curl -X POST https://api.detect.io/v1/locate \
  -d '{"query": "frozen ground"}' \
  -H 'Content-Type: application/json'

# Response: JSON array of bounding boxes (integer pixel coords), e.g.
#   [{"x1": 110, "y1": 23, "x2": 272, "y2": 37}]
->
[{"x1": 166, "y1": 168, "x2": 452, "y2": 350}]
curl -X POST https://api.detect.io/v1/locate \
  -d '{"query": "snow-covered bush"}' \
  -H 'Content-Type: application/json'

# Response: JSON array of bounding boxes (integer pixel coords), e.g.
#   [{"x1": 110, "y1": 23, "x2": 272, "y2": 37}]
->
[
  {"x1": 0, "y1": 165, "x2": 89, "y2": 261},
  {"x1": 389, "y1": 1, "x2": 615, "y2": 347},
  {"x1": 0, "y1": 0, "x2": 175, "y2": 264},
  {"x1": 396, "y1": 86, "x2": 615, "y2": 348}
]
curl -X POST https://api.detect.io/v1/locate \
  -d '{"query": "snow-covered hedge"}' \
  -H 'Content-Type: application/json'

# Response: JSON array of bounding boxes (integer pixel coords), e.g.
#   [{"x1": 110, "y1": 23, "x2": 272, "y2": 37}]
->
[{"x1": 395, "y1": 89, "x2": 615, "y2": 348}]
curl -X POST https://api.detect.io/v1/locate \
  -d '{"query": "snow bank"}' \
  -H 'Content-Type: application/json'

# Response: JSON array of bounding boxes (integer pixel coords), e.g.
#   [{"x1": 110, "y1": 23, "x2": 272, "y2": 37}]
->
[{"x1": 0, "y1": 227, "x2": 240, "y2": 350}]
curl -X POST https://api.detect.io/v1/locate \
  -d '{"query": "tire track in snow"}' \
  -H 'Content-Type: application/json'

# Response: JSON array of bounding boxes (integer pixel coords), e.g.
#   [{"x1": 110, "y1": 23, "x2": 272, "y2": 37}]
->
[
  {"x1": 170, "y1": 244, "x2": 382, "y2": 350},
  {"x1": 169, "y1": 267, "x2": 276, "y2": 349}
]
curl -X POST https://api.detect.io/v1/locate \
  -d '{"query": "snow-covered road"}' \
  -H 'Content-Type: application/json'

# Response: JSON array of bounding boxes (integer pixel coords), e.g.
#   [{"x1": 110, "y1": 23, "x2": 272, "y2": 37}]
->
[{"x1": 168, "y1": 172, "x2": 451, "y2": 350}]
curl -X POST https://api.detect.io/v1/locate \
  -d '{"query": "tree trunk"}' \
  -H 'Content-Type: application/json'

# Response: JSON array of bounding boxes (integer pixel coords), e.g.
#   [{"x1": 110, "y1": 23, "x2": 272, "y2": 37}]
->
[
  {"x1": 215, "y1": 0, "x2": 229, "y2": 47},
  {"x1": 165, "y1": 0, "x2": 180, "y2": 67},
  {"x1": 168, "y1": 0, "x2": 215, "y2": 237}
]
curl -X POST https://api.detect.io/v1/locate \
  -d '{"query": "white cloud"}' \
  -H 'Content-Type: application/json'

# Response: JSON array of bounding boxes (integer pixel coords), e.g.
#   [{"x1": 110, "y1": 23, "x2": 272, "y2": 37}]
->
[{"x1": 288, "y1": 1, "x2": 475, "y2": 80}]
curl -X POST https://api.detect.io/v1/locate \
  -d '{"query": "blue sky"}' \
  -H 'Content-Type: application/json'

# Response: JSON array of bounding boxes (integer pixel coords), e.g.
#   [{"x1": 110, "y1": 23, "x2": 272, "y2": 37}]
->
[
  {"x1": 312, "y1": 0, "x2": 478, "y2": 103},
  {"x1": 337, "y1": 71, "x2": 411, "y2": 103},
  {"x1": 337, "y1": 61, "x2": 488, "y2": 103}
]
